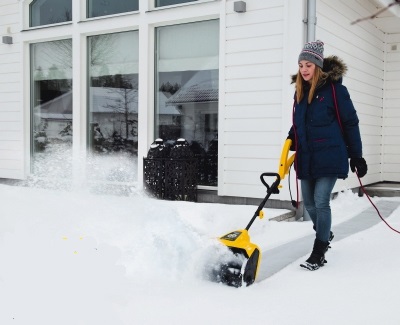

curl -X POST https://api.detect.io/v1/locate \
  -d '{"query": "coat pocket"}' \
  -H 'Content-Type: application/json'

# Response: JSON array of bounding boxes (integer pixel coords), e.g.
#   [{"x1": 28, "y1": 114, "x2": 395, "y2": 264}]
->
[{"x1": 309, "y1": 104, "x2": 335, "y2": 127}]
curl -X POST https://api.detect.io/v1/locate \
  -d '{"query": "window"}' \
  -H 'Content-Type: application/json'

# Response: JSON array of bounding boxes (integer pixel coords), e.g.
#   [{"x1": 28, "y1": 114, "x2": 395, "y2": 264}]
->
[
  {"x1": 88, "y1": 31, "x2": 139, "y2": 184},
  {"x1": 155, "y1": 0, "x2": 196, "y2": 7},
  {"x1": 30, "y1": 0, "x2": 72, "y2": 27},
  {"x1": 30, "y1": 39, "x2": 73, "y2": 179},
  {"x1": 155, "y1": 20, "x2": 219, "y2": 186},
  {"x1": 87, "y1": 0, "x2": 139, "y2": 18}
]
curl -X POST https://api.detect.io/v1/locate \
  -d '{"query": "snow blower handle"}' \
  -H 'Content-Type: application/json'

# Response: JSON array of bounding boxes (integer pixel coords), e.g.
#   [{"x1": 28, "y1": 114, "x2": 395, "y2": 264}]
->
[
  {"x1": 244, "y1": 140, "x2": 294, "y2": 231},
  {"x1": 260, "y1": 172, "x2": 281, "y2": 193},
  {"x1": 245, "y1": 173, "x2": 281, "y2": 231}
]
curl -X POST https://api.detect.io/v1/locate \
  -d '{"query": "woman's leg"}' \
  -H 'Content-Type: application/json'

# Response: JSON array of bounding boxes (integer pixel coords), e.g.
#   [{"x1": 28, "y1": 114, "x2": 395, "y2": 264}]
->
[
  {"x1": 313, "y1": 177, "x2": 337, "y2": 242},
  {"x1": 302, "y1": 177, "x2": 337, "y2": 242},
  {"x1": 301, "y1": 179, "x2": 317, "y2": 226},
  {"x1": 300, "y1": 177, "x2": 337, "y2": 270}
]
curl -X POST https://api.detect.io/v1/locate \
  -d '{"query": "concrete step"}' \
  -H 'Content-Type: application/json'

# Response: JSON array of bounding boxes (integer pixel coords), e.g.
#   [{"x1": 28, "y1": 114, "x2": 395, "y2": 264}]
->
[{"x1": 362, "y1": 182, "x2": 400, "y2": 197}]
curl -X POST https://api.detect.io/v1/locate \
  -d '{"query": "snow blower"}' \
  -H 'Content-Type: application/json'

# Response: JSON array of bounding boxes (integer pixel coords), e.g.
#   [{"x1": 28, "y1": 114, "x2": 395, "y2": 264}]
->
[{"x1": 212, "y1": 139, "x2": 295, "y2": 287}]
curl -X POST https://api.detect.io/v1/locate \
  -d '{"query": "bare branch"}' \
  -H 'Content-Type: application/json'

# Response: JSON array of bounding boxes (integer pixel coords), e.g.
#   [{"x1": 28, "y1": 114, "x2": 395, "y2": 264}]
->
[{"x1": 351, "y1": 0, "x2": 400, "y2": 25}]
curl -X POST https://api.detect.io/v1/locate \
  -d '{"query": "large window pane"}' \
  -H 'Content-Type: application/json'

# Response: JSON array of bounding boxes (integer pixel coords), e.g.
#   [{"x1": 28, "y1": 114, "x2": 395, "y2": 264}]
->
[
  {"x1": 31, "y1": 40, "x2": 73, "y2": 181},
  {"x1": 30, "y1": 0, "x2": 72, "y2": 27},
  {"x1": 87, "y1": 0, "x2": 138, "y2": 18},
  {"x1": 155, "y1": 0, "x2": 196, "y2": 7},
  {"x1": 88, "y1": 31, "x2": 139, "y2": 185},
  {"x1": 155, "y1": 20, "x2": 219, "y2": 186}
]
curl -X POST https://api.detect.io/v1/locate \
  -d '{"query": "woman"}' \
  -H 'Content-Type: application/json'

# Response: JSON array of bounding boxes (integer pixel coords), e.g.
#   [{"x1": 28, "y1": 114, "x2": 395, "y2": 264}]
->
[{"x1": 287, "y1": 40, "x2": 368, "y2": 271}]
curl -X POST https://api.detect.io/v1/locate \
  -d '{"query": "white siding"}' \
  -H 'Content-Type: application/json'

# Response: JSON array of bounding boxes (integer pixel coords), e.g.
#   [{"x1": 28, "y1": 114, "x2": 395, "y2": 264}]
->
[
  {"x1": 317, "y1": 0, "x2": 385, "y2": 190},
  {"x1": 221, "y1": 0, "x2": 303, "y2": 199},
  {"x1": 0, "y1": 0, "x2": 24, "y2": 179},
  {"x1": 384, "y1": 33, "x2": 400, "y2": 181}
]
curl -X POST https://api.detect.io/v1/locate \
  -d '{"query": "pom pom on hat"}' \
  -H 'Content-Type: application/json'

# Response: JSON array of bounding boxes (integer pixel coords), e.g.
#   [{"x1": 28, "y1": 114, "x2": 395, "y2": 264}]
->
[{"x1": 298, "y1": 40, "x2": 324, "y2": 68}]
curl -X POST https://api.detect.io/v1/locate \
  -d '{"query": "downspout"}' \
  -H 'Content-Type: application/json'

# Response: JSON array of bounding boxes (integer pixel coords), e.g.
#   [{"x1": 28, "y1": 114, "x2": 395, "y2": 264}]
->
[
  {"x1": 300, "y1": 0, "x2": 317, "y2": 221},
  {"x1": 304, "y1": 0, "x2": 317, "y2": 42}
]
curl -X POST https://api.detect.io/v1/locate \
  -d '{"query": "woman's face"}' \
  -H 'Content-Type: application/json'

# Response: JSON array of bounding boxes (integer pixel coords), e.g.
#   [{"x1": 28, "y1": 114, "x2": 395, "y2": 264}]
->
[{"x1": 298, "y1": 60, "x2": 316, "y2": 82}]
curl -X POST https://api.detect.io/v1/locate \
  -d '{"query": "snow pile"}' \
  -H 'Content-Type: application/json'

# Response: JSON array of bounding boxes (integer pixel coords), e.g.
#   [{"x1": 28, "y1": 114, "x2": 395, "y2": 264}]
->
[{"x1": 1, "y1": 184, "x2": 400, "y2": 324}]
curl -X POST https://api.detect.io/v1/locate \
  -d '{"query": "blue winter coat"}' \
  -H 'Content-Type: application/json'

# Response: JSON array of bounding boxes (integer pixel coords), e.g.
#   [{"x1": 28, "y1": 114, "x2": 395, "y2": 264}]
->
[{"x1": 288, "y1": 56, "x2": 362, "y2": 180}]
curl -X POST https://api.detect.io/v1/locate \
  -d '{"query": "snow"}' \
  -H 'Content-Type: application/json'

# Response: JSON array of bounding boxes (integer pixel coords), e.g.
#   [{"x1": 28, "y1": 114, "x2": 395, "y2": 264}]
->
[{"x1": 1, "y1": 184, "x2": 400, "y2": 324}]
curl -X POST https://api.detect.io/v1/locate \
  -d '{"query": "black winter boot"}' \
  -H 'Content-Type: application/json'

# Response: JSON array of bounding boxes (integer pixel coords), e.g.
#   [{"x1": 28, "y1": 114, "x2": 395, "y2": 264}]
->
[
  {"x1": 313, "y1": 225, "x2": 334, "y2": 247},
  {"x1": 328, "y1": 231, "x2": 334, "y2": 249},
  {"x1": 300, "y1": 238, "x2": 329, "y2": 271}
]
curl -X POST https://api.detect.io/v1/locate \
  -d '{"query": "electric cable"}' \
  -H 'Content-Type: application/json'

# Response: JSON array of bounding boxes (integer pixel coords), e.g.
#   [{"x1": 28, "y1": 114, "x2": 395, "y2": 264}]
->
[
  {"x1": 356, "y1": 171, "x2": 400, "y2": 234},
  {"x1": 288, "y1": 163, "x2": 297, "y2": 208}
]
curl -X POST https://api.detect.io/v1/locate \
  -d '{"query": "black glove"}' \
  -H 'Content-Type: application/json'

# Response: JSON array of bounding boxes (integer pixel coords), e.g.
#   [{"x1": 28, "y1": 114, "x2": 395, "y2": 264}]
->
[
  {"x1": 287, "y1": 133, "x2": 296, "y2": 151},
  {"x1": 350, "y1": 157, "x2": 367, "y2": 178}
]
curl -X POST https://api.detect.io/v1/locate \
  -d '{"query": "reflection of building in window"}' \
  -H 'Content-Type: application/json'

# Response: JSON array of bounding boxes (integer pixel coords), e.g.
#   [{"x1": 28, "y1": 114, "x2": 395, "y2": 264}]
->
[
  {"x1": 88, "y1": 31, "x2": 139, "y2": 156},
  {"x1": 164, "y1": 71, "x2": 219, "y2": 150},
  {"x1": 33, "y1": 91, "x2": 72, "y2": 140},
  {"x1": 157, "y1": 92, "x2": 182, "y2": 140},
  {"x1": 90, "y1": 86, "x2": 138, "y2": 142}
]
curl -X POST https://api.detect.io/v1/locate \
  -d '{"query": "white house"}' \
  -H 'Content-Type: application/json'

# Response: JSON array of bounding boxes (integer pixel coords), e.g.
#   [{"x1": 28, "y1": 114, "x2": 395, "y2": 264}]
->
[{"x1": 0, "y1": 0, "x2": 399, "y2": 208}]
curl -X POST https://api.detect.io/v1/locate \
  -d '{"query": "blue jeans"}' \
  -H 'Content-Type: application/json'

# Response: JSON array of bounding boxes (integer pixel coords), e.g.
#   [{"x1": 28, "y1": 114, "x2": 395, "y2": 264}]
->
[{"x1": 301, "y1": 177, "x2": 337, "y2": 242}]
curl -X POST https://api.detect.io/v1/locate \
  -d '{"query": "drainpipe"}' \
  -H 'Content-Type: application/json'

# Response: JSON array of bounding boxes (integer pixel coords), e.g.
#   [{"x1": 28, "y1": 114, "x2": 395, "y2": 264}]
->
[
  {"x1": 305, "y1": 0, "x2": 317, "y2": 42},
  {"x1": 300, "y1": 0, "x2": 317, "y2": 222}
]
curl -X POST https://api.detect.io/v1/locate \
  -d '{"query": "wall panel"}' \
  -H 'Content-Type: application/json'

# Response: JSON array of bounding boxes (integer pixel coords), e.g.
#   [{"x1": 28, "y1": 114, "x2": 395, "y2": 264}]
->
[
  {"x1": 383, "y1": 36, "x2": 400, "y2": 181},
  {"x1": 318, "y1": 0, "x2": 385, "y2": 189},
  {"x1": 222, "y1": 0, "x2": 289, "y2": 198}
]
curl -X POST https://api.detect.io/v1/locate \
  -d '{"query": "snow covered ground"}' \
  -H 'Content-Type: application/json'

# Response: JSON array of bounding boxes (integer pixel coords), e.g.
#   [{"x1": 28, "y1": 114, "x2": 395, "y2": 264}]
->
[{"x1": 1, "y1": 183, "x2": 399, "y2": 325}]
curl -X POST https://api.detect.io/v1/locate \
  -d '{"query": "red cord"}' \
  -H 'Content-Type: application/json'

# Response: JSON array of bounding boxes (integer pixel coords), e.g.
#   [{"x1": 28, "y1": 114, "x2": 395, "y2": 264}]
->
[
  {"x1": 356, "y1": 171, "x2": 400, "y2": 234},
  {"x1": 331, "y1": 83, "x2": 344, "y2": 132},
  {"x1": 331, "y1": 83, "x2": 399, "y2": 233},
  {"x1": 292, "y1": 99, "x2": 300, "y2": 209}
]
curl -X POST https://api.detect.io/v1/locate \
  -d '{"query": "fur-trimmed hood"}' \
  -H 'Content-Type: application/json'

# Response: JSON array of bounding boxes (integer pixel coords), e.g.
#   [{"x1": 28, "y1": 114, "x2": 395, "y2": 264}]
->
[{"x1": 291, "y1": 55, "x2": 347, "y2": 84}]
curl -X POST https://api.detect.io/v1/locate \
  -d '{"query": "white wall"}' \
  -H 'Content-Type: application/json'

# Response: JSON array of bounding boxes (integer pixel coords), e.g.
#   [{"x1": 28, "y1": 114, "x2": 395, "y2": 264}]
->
[
  {"x1": 0, "y1": 0, "x2": 24, "y2": 179},
  {"x1": 317, "y1": 0, "x2": 385, "y2": 191},
  {"x1": 383, "y1": 33, "x2": 400, "y2": 182},
  {"x1": 220, "y1": 0, "x2": 304, "y2": 199}
]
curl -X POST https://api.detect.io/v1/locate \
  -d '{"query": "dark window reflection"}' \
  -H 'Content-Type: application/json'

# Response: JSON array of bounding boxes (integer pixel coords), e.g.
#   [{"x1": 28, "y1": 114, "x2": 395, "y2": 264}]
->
[
  {"x1": 87, "y1": 0, "x2": 139, "y2": 18},
  {"x1": 155, "y1": 0, "x2": 196, "y2": 7},
  {"x1": 30, "y1": 0, "x2": 72, "y2": 27}
]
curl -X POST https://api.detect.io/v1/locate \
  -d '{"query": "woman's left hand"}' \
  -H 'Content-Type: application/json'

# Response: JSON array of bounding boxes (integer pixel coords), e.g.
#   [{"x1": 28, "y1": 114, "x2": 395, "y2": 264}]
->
[{"x1": 350, "y1": 157, "x2": 367, "y2": 178}]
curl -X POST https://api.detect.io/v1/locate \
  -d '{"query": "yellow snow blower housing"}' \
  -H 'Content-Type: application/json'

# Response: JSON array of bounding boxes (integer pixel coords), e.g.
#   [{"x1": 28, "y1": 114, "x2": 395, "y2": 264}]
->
[
  {"x1": 217, "y1": 229, "x2": 262, "y2": 287},
  {"x1": 214, "y1": 139, "x2": 295, "y2": 287}
]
